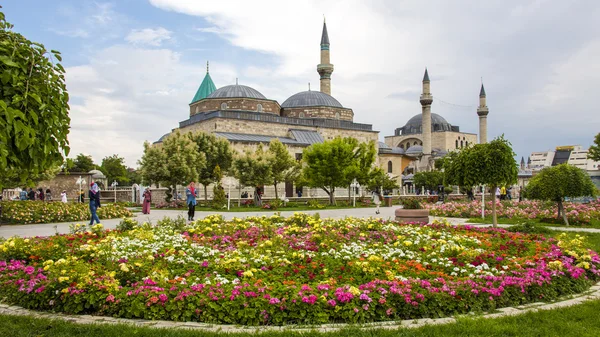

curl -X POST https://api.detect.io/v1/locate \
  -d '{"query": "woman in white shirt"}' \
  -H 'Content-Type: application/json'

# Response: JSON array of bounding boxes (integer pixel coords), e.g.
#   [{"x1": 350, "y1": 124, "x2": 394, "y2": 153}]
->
[{"x1": 61, "y1": 190, "x2": 68, "y2": 203}]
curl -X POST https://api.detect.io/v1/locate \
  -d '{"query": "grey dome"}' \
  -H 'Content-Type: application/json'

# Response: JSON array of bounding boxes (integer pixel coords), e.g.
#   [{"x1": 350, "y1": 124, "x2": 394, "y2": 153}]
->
[
  {"x1": 405, "y1": 145, "x2": 423, "y2": 156},
  {"x1": 281, "y1": 91, "x2": 343, "y2": 108},
  {"x1": 154, "y1": 133, "x2": 170, "y2": 144},
  {"x1": 207, "y1": 84, "x2": 266, "y2": 99},
  {"x1": 399, "y1": 113, "x2": 453, "y2": 135}
]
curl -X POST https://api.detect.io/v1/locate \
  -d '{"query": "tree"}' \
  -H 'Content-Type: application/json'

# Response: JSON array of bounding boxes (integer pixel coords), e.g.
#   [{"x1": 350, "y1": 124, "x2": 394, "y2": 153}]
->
[
  {"x1": 267, "y1": 139, "x2": 299, "y2": 200},
  {"x1": 588, "y1": 133, "x2": 600, "y2": 162},
  {"x1": 413, "y1": 171, "x2": 445, "y2": 193},
  {"x1": 301, "y1": 137, "x2": 362, "y2": 205},
  {"x1": 138, "y1": 142, "x2": 168, "y2": 188},
  {"x1": 100, "y1": 154, "x2": 129, "y2": 186},
  {"x1": 126, "y1": 168, "x2": 141, "y2": 185},
  {"x1": 161, "y1": 131, "x2": 204, "y2": 202},
  {"x1": 189, "y1": 132, "x2": 234, "y2": 202},
  {"x1": 444, "y1": 136, "x2": 518, "y2": 227},
  {"x1": 525, "y1": 164, "x2": 596, "y2": 225},
  {"x1": 367, "y1": 167, "x2": 400, "y2": 194},
  {"x1": 232, "y1": 145, "x2": 272, "y2": 206},
  {"x1": 0, "y1": 11, "x2": 70, "y2": 189},
  {"x1": 71, "y1": 154, "x2": 97, "y2": 173},
  {"x1": 211, "y1": 165, "x2": 226, "y2": 209}
]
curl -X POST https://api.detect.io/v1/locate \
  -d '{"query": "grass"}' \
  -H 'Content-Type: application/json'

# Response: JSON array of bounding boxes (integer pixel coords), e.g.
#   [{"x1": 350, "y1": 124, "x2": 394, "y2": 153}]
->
[
  {"x1": 2, "y1": 298, "x2": 600, "y2": 336},
  {"x1": 466, "y1": 216, "x2": 600, "y2": 228}
]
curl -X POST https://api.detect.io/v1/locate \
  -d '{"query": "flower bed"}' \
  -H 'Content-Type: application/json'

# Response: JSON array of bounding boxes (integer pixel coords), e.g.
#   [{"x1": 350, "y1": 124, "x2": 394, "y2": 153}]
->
[
  {"x1": 0, "y1": 201, "x2": 134, "y2": 224},
  {"x1": 0, "y1": 214, "x2": 599, "y2": 326},
  {"x1": 426, "y1": 200, "x2": 600, "y2": 226}
]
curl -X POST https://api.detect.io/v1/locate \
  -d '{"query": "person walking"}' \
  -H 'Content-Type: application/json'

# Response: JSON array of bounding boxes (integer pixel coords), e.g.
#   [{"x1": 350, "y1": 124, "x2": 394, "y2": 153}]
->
[
  {"x1": 500, "y1": 186, "x2": 507, "y2": 200},
  {"x1": 89, "y1": 183, "x2": 101, "y2": 225},
  {"x1": 38, "y1": 188, "x2": 45, "y2": 201},
  {"x1": 19, "y1": 188, "x2": 28, "y2": 201},
  {"x1": 27, "y1": 188, "x2": 35, "y2": 201},
  {"x1": 495, "y1": 187, "x2": 501, "y2": 200},
  {"x1": 372, "y1": 188, "x2": 381, "y2": 215},
  {"x1": 45, "y1": 188, "x2": 52, "y2": 202},
  {"x1": 142, "y1": 188, "x2": 152, "y2": 214},
  {"x1": 61, "y1": 190, "x2": 68, "y2": 203},
  {"x1": 186, "y1": 182, "x2": 197, "y2": 221}
]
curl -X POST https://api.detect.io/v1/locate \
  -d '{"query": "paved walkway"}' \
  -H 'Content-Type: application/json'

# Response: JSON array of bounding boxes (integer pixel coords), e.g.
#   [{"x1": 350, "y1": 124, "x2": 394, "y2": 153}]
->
[{"x1": 1, "y1": 207, "x2": 599, "y2": 238}]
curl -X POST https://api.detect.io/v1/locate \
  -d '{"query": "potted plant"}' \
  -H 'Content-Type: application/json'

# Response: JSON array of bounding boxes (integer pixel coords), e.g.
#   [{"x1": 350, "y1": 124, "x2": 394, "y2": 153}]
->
[{"x1": 395, "y1": 197, "x2": 429, "y2": 223}]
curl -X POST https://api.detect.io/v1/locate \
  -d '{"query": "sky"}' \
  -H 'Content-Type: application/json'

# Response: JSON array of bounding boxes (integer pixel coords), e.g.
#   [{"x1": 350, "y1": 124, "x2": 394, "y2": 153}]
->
[{"x1": 3, "y1": 0, "x2": 600, "y2": 167}]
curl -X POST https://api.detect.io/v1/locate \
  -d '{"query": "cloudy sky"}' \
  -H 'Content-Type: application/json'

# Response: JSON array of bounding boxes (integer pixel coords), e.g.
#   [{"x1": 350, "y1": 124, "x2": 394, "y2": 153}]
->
[{"x1": 4, "y1": 0, "x2": 600, "y2": 167}]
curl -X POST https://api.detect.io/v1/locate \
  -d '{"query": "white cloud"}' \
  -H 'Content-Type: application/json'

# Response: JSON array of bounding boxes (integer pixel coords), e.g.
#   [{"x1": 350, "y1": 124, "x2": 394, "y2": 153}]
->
[
  {"x1": 148, "y1": 0, "x2": 600, "y2": 158},
  {"x1": 126, "y1": 27, "x2": 173, "y2": 47}
]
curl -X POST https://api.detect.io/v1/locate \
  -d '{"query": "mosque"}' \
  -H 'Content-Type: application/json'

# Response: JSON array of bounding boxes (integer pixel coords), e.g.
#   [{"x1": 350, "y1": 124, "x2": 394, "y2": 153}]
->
[{"x1": 154, "y1": 20, "x2": 489, "y2": 197}]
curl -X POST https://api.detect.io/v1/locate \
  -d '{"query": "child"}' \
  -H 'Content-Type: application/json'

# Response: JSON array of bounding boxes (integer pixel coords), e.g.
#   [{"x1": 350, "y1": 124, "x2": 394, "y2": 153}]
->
[
  {"x1": 372, "y1": 189, "x2": 382, "y2": 215},
  {"x1": 61, "y1": 190, "x2": 68, "y2": 203}
]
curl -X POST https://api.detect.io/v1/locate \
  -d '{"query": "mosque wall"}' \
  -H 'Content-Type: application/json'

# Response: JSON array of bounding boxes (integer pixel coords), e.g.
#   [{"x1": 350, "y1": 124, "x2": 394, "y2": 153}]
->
[
  {"x1": 281, "y1": 106, "x2": 353, "y2": 121},
  {"x1": 190, "y1": 98, "x2": 281, "y2": 116}
]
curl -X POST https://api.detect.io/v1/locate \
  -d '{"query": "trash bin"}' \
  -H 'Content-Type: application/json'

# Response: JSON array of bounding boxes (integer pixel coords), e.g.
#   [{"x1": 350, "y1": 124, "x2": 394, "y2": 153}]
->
[{"x1": 384, "y1": 196, "x2": 393, "y2": 207}]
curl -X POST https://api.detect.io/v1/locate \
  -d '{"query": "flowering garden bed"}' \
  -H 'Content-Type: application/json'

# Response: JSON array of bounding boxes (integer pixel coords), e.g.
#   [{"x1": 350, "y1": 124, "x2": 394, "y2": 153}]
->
[
  {"x1": 0, "y1": 214, "x2": 599, "y2": 326},
  {"x1": 426, "y1": 200, "x2": 600, "y2": 226},
  {"x1": 0, "y1": 201, "x2": 134, "y2": 224}
]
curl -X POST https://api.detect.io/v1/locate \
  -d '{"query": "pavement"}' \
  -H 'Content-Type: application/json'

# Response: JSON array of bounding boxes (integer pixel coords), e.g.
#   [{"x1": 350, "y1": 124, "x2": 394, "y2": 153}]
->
[{"x1": 1, "y1": 207, "x2": 599, "y2": 238}]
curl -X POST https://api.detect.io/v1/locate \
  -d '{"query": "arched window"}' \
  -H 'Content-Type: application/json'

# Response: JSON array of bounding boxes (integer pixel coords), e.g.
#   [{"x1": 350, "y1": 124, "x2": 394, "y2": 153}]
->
[
  {"x1": 257, "y1": 104, "x2": 263, "y2": 112},
  {"x1": 299, "y1": 112, "x2": 305, "y2": 118},
  {"x1": 420, "y1": 142, "x2": 422, "y2": 146},
  {"x1": 465, "y1": 141, "x2": 468, "y2": 147},
  {"x1": 434, "y1": 124, "x2": 439, "y2": 131},
  {"x1": 335, "y1": 112, "x2": 340, "y2": 119},
  {"x1": 456, "y1": 140, "x2": 459, "y2": 148},
  {"x1": 220, "y1": 102, "x2": 228, "y2": 110},
  {"x1": 399, "y1": 144, "x2": 404, "y2": 150},
  {"x1": 461, "y1": 140, "x2": 464, "y2": 148},
  {"x1": 414, "y1": 141, "x2": 418, "y2": 146},
  {"x1": 387, "y1": 161, "x2": 393, "y2": 173},
  {"x1": 195, "y1": 106, "x2": 199, "y2": 113}
]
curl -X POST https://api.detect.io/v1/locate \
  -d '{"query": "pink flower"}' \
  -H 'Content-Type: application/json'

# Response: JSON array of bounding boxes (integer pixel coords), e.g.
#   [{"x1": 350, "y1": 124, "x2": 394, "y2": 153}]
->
[
  {"x1": 159, "y1": 294, "x2": 168, "y2": 302},
  {"x1": 327, "y1": 299, "x2": 337, "y2": 307},
  {"x1": 106, "y1": 294, "x2": 115, "y2": 303}
]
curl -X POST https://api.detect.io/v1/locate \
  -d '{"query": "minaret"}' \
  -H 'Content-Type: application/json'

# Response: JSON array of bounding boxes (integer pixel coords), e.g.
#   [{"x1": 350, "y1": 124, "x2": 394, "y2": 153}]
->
[
  {"x1": 520, "y1": 156, "x2": 525, "y2": 170},
  {"x1": 477, "y1": 83, "x2": 489, "y2": 144},
  {"x1": 420, "y1": 68, "x2": 433, "y2": 166},
  {"x1": 317, "y1": 19, "x2": 334, "y2": 95}
]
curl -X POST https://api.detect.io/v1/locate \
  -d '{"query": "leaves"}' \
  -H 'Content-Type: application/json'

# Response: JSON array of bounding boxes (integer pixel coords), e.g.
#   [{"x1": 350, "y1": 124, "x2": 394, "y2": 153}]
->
[{"x1": 588, "y1": 133, "x2": 600, "y2": 162}]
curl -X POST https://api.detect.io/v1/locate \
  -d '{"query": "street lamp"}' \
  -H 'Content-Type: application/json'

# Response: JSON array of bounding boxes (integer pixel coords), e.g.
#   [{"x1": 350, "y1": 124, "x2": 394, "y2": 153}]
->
[
  {"x1": 350, "y1": 179, "x2": 360, "y2": 207},
  {"x1": 111, "y1": 180, "x2": 118, "y2": 203},
  {"x1": 76, "y1": 176, "x2": 86, "y2": 203}
]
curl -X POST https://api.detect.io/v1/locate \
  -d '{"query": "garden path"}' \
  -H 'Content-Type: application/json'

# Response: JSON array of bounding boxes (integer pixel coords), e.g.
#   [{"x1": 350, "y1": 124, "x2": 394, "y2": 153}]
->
[{"x1": 2, "y1": 208, "x2": 599, "y2": 238}]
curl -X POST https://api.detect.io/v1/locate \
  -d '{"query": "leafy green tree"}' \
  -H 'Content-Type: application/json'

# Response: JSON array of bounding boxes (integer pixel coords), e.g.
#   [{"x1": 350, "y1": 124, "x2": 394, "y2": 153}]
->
[
  {"x1": 525, "y1": 164, "x2": 596, "y2": 225},
  {"x1": 232, "y1": 145, "x2": 272, "y2": 206},
  {"x1": 161, "y1": 132, "x2": 204, "y2": 202},
  {"x1": 267, "y1": 139, "x2": 299, "y2": 200},
  {"x1": 126, "y1": 168, "x2": 141, "y2": 185},
  {"x1": 444, "y1": 136, "x2": 518, "y2": 227},
  {"x1": 588, "y1": 133, "x2": 600, "y2": 162},
  {"x1": 301, "y1": 137, "x2": 361, "y2": 205},
  {"x1": 100, "y1": 154, "x2": 129, "y2": 186},
  {"x1": 413, "y1": 171, "x2": 445, "y2": 193},
  {"x1": 138, "y1": 142, "x2": 168, "y2": 188},
  {"x1": 189, "y1": 132, "x2": 234, "y2": 202},
  {"x1": 367, "y1": 167, "x2": 400, "y2": 193},
  {"x1": 211, "y1": 165, "x2": 227, "y2": 209},
  {"x1": 71, "y1": 154, "x2": 97, "y2": 173},
  {"x1": 0, "y1": 11, "x2": 70, "y2": 189}
]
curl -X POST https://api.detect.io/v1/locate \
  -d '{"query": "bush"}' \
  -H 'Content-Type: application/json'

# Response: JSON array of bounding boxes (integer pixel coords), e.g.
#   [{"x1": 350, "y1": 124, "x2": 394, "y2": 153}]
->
[
  {"x1": 506, "y1": 221, "x2": 553, "y2": 234},
  {"x1": 116, "y1": 218, "x2": 139, "y2": 232},
  {"x1": 307, "y1": 199, "x2": 325, "y2": 209},
  {"x1": 154, "y1": 200, "x2": 186, "y2": 209},
  {"x1": 0, "y1": 201, "x2": 133, "y2": 224},
  {"x1": 400, "y1": 198, "x2": 423, "y2": 209}
]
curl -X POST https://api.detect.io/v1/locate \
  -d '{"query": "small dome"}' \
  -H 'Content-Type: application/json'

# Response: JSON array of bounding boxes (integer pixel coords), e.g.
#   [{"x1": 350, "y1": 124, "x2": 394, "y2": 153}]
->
[
  {"x1": 399, "y1": 113, "x2": 453, "y2": 135},
  {"x1": 405, "y1": 145, "x2": 423, "y2": 156},
  {"x1": 281, "y1": 91, "x2": 343, "y2": 108},
  {"x1": 89, "y1": 170, "x2": 106, "y2": 179},
  {"x1": 154, "y1": 133, "x2": 170, "y2": 144},
  {"x1": 207, "y1": 84, "x2": 266, "y2": 99},
  {"x1": 378, "y1": 142, "x2": 391, "y2": 149}
]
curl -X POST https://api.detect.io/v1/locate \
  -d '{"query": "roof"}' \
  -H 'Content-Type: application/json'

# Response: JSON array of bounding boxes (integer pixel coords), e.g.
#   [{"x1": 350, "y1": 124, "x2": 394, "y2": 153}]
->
[
  {"x1": 281, "y1": 90, "x2": 343, "y2": 108},
  {"x1": 479, "y1": 83, "x2": 486, "y2": 97},
  {"x1": 289, "y1": 129, "x2": 324, "y2": 145},
  {"x1": 405, "y1": 145, "x2": 423, "y2": 156},
  {"x1": 321, "y1": 21, "x2": 330, "y2": 45},
  {"x1": 208, "y1": 84, "x2": 266, "y2": 99},
  {"x1": 191, "y1": 71, "x2": 217, "y2": 103},
  {"x1": 215, "y1": 130, "x2": 324, "y2": 146},
  {"x1": 153, "y1": 133, "x2": 170, "y2": 144},
  {"x1": 423, "y1": 68, "x2": 430, "y2": 82},
  {"x1": 89, "y1": 169, "x2": 106, "y2": 179}
]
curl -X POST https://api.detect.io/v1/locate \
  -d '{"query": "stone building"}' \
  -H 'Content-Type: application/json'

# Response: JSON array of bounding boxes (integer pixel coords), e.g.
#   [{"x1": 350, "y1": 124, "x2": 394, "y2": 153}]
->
[{"x1": 154, "y1": 20, "x2": 487, "y2": 197}]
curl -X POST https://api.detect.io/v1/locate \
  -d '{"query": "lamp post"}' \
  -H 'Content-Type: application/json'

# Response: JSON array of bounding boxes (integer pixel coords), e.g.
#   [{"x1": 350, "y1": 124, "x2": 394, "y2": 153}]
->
[
  {"x1": 76, "y1": 176, "x2": 86, "y2": 203},
  {"x1": 350, "y1": 179, "x2": 360, "y2": 207},
  {"x1": 227, "y1": 177, "x2": 232, "y2": 211},
  {"x1": 481, "y1": 185, "x2": 485, "y2": 219},
  {"x1": 111, "y1": 180, "x2": 118, "y2": 203}
]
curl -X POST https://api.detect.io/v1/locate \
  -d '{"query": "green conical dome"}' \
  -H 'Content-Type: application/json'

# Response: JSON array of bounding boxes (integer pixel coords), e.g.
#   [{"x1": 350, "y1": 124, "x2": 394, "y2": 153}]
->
[{"x1": 191, "y1": 69, "x2": 216, "y2": 104}]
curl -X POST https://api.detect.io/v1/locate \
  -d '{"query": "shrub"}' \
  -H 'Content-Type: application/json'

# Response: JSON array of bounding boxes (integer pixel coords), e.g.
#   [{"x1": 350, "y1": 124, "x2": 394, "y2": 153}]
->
[
  {"x1": 116, "y1": 218, "x2": 139, "y2": 232},
  {"x1": 0, "y1": 201, "x2": 133, "y2": 224},
  {"x1": 307, "y1": 199, "x2": 325, "y2": 209},
  {"x1": 506, "y1": 221, "x2": 553, "y2": 234},
  {"x1": 154, "y1": 200, "x2": 186, "y2": 209},
  {"x1": 400, "y1": 198, "x2": 423, "y2": 209}
]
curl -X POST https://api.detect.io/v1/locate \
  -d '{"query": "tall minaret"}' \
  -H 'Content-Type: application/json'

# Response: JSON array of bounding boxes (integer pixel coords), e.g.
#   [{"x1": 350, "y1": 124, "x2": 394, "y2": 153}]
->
[
  {"x1": 477, "y1": 83, "x2": 489, "y2": 144},
  {"x1": 317, "y1": 19, "x2": 334, "y2": 95},
  {"x1": 420, "y1": 68, "x2": 433, "y2": 165}
]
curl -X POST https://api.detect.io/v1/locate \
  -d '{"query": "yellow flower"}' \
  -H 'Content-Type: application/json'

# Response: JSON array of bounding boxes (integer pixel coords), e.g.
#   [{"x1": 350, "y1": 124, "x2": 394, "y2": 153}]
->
[
  {"x1": 403, "y1": 241, "x2": 413, "y2": 246},
  {"x1": 349, "y1": 286, "x2": 360, "y2": 295},
  {"x1": 62, "y1": 288, "x2": 69, "y2": 293},
  {"x1": 120, "y1": 263, "x2": 130, "y2": 272},
  {"x1": 242, "y1": 270, "x2": 254, "y2": 277}
]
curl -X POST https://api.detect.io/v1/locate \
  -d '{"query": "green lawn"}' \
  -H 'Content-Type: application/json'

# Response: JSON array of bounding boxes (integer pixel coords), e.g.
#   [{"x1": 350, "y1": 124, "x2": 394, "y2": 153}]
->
[{"x1": 2, "y1": 298, "x2": 600, "y2": 336}]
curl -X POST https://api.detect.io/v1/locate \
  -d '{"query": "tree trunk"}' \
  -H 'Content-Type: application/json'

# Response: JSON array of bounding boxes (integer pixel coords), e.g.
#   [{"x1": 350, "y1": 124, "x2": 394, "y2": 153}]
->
[
  {"x1": 254, "y1": 187, "x2": 262, "y2": 206},
  {"x1": 204, "y1": 185, "x2": 208, "y2": 202},
  {"x1": 348, "y1": 186, "x2": 351, "y2": 204},
  {"x1": 273, "y1": 180, "x2": 279, "y2": 200},
  {"x1": 491, "y1": 185, "x2": 498, "y2": 228},
  {"x1": 329, "y1": 187, "x2": 336, "y2": 206},
  {"x1": 558, "y1": 199, "x2": 569, "y2": 226}
]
